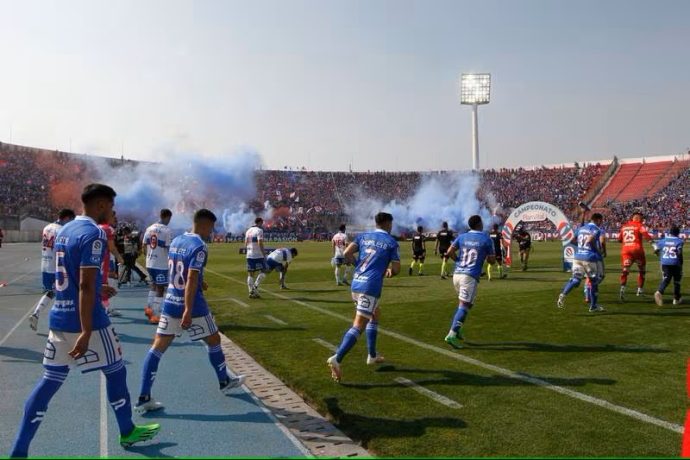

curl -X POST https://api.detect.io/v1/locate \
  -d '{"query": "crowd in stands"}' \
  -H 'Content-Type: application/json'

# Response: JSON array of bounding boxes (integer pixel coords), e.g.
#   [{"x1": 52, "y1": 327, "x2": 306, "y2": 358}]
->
[
  {"x1": 1, "y1": 143, "x2": 688, "y2": 236},
  {"x1": 605, "y1": 168, "x2": 690, "y2": 230}
]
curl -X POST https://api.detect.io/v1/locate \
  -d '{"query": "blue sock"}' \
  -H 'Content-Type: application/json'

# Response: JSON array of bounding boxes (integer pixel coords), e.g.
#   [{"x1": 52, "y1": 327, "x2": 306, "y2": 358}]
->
[
  {"x1": 562, "y1": 277, "x2": 581, "y2": 295},
  {"x1": 207, "y1": 344, "x2": 228, "y2": 384},
  {"x1": 365, "y1": 321, "x2": 378, "y2": 358},
  {"x1": 450, "y1": 306, "x2": 469, "y2": 333},
  {"x1": 139, "y1": 348, "x2": 163, "y2": 398},
  {"x1": 11, "y1": 365, "x2": 68, "y2": 458},
  {"x1": 103, "y1": 362, "x2": 135, "y2": 436},
  {"x1": 335, "y1": 327, "x2": 361, "y2": 362}
]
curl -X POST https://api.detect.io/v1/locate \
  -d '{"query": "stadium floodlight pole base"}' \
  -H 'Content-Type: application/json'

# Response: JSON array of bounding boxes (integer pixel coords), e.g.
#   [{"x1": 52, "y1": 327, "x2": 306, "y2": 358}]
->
[{"x1": 472, "y1": 103, "x2": 479, "y2": 171}]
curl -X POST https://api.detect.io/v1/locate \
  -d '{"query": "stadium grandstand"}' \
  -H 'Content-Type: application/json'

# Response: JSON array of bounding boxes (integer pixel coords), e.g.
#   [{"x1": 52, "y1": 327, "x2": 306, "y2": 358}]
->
[{"x1": 1, "y1": 141, "x2": 689, "y2": 240}]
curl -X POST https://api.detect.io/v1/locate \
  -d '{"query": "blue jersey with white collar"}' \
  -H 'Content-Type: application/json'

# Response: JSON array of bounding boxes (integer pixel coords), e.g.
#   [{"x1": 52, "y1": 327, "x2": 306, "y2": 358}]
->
[
  {"x1": 351, "y1": 229, "x2": 400, "y2": 298},
  {"x1": 575, "y1": 223, "x2": 603, "y2": 262},
  {"x1": 162, "y1": 232, "x2": 209, "y2": 318},
  {"x1": 451, "y1": 230, "x2": 494, "y2": 280},
  {"x1": 49, "y1": 216, "x2": 110, "y2": 333}
]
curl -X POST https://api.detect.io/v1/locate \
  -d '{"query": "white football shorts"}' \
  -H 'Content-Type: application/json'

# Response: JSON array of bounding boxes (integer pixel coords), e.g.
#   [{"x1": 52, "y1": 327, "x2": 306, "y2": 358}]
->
[
  {"x1": 43, "y1": 326, "x2": 123, "y2": 373},
  {"x1": 155, "y1": 313, "x2": 218, "y2": 341},
  {"x1": 453, "y1": 274, "x2": 478, "y2": 305}
]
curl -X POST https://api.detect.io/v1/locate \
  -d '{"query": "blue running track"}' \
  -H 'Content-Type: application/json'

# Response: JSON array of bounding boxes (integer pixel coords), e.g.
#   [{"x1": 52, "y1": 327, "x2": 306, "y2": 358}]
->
[{"x1": 0, "y1": 243, "x2": 308, "y2": 458}]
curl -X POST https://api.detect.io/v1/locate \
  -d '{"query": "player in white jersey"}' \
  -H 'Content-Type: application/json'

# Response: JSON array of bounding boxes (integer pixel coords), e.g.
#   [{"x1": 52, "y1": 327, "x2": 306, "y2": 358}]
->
[
  {"x1": 245, "y1": 217, "x2": 266, "y2": 298},
  {"x1": 143, "y1": 209, "x2": 173, "y2": 324},
  {"x1": 263, "y1": 247, "x2": 299, "y2": 289},
  {"x1": 331, "y1": 224, "x2": 352, "y2": 286},
  {"x1": 29, "y1": 209, "x2": 76, "y2": 332}
]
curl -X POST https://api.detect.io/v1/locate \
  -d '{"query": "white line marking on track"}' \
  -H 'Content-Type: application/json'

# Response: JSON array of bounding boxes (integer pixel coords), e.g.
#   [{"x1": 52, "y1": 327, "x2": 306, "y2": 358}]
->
[
  {"x1": 264, "y1": 315, "x2": 288, "y2": 326},
  {"x1": 312, "y1": 338, "x2": 337, "y2": 352},
  {"x1": 394, "y1": 377, "x2": 463, "y2": 409},
  {"x1": 0, "y1": 268, "x2": 40, "y2": 347},
  {"x1": 206, "y1": 268, "x2": 684, "y2": 434},
  {"x1": 100, "y1": 373, "x2": 108, "y2": 458}
]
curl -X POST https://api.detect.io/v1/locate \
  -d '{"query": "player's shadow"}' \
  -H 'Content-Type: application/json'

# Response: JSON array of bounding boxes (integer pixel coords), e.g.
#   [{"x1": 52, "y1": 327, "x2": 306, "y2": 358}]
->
[
  {"x1": 116, "y1": 333, "x2": 187, "y2": 347},
  {"x1": 123, "y1": 441, "x2": 178, "y2": 458},
  {"x1": 578, "y1": 309, "x2": 690, "y2": 318},
  {"x1": 0, "y1": 346, "x2": 45, "y2": 363},
  {"x1": 323, "y1": 397, "x2": 465, "y2": 447},
  {"x1": 462, "y1": 341, "x2": 670, "y2": 353},
  {"x1": 216, "y1": 323, "x2": 306, "y2": 332},
  {"x1": 353, "y1": 365, "x2": 617, "y2": 388},
  {"x1": 141, "y1": 408, "x2": 273, "y2": 424}
]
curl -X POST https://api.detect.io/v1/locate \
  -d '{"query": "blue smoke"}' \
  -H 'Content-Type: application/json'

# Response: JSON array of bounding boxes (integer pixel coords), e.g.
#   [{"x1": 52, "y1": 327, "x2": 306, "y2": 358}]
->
[{"x1": 89, "y1": 149, "x2": 262, "y2": 233}]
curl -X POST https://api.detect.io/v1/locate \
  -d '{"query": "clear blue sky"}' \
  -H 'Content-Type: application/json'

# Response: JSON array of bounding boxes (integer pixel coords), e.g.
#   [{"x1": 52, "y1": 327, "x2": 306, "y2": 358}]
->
[{"x1": 1, "y1": 0, "x2": 688, "y2": 171}]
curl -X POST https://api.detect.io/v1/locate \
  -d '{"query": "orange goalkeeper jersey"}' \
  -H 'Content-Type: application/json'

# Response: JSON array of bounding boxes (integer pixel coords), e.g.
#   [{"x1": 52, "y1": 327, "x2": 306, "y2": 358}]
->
[{"x1": 618, "y1": 221, "x2": 652, "y2": 252}]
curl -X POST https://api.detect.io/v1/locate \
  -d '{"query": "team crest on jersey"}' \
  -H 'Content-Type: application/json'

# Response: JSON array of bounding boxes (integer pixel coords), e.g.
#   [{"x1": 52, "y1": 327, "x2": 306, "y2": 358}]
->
[
  {"x1": 92, "y1": 240, "x2": 103, "y2": 254},
  {"x1": 196, "y1": 251, "x2": 206, "y2": 263}
]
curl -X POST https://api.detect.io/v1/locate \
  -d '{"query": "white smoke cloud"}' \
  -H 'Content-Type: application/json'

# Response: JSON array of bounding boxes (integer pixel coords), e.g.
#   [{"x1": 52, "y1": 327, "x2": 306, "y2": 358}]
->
[{"x1": 345, "y1": 172, "x2": 492, "y2": 234}]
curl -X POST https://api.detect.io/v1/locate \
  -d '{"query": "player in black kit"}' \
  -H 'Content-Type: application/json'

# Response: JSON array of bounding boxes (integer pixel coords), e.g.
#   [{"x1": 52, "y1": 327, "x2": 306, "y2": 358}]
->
[
  {"x1": 435, "y1": 222, "x2": 454, "y2": 279},
  {"x1": 515, "y1": 228, "x2": 532, "y2": 271},
  {"x1": 409, "y1": 226, "x2": 426, "y2": 276},
  {"x1": 487, "y1": 224, "x2": 506, "y2": 280}
]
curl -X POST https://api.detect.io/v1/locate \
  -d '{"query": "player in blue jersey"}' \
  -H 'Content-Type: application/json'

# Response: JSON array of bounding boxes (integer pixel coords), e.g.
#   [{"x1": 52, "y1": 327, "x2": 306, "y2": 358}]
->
[
  {"x1": 653, "y1": 225, "x2": 684, "y2": 306},
  {"x1": 557, "y1": 213, "x2": 607, "y2": 312},
  {"x1": 327, "y1": 212, "x2": 401, "y2": 382},
  {"x1": 10, "y1": 184, "x2": 160, "y2": 458},
  {"x1": 135, "y1": 209, "x2": 246, "y2": 413},
  {"x1": 443, "y1": 215, "x2": 496, "y2": 349}
]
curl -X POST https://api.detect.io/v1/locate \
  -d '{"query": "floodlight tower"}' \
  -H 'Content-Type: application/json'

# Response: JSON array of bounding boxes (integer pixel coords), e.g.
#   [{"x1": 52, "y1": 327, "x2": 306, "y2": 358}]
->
[{"x1": 459, "y1": 73, "x2": 491, "y2": 171}]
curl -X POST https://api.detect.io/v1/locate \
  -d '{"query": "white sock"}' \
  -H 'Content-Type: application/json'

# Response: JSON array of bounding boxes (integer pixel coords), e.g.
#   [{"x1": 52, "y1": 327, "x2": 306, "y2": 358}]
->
[
  {"x1": 147, "y1": 290, "x2": 156, "y2": 308},
  {"x1": 335, "y1": 266, "x2": 341, "y2": 283},
  {"x1": 247, "y1": 276, "x2": 254, "y2": 293},
  {"x1": 153, "y1": 296, "x2": 163, "y2": 316},
  {"x1": 254, "y1": 273, "x2": 266, "y2": 288},
  {"x1": 32, "y1": 293, "x2": 53, "y2": 316}
]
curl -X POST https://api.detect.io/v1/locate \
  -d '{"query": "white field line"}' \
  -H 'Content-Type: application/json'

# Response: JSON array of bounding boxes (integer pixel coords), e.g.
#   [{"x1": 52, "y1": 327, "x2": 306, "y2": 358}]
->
[
  {"x1": 207, "y1": 296, "x2": 250, "y2": 308},
  {"x1": 0, "y1": 268, "x2": 40, "y2": 347},
  {"x1": 312, "y1": 338, "x2": 338, "y2": 352},
  {"x1": 264, "y1": 315, "x2": 288, "y2": 326},
  {"x1": 394, "y1": 377, "x2": 463, "y2": 409},
  {"x1": 206, "y1": 268, "x2": 684, "y2": 434},
  {"x1": 100, "y1": 373, "x2": 108, "y2": 458}
]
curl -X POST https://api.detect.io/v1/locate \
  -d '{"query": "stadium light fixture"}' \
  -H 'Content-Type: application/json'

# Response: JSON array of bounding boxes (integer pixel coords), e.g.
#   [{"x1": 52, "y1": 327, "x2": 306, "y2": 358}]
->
[{"x1": 459, "y1": 73, "x2": 491, "y2": 171}]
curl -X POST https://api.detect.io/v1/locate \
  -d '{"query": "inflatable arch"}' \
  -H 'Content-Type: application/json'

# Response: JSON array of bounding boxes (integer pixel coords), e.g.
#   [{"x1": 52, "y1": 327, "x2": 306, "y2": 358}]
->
[{"x1": 501, "y1": 201, "x2": 575, "y2": 267}]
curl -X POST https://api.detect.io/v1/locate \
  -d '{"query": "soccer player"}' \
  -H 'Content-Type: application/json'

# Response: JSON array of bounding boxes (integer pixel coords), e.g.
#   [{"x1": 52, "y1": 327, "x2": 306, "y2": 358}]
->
[
  {"x1": 515, "y1": 229, "x2": 532, "y2": 271},
  {"x1": 135, "y1": 209, "x2": 246, "y2": 413},
  {"x1": 443, "y1": 215, "x2": 496, "y2": 349},
  {"x1": 245, "y1": 217, "x2": 266, "y2": 298},
  {"x1": 100, "y1": 210, "x2": 125, "y2": 317},
  {"x1": 326, "y1": 212, "x2": 400, "y2": 382},
  {"x1": 265, "y1": 247, "x2": 298, "y2": 289},
  {"x1": 434, "y1": 222, "x2": 454, "y2": 279},
  {"x1": 653, "y1": 225, "x2": 684, "y2": 306},
  {"x1": 557, "y1": 213, "x2": 607, "y2": 312},
  {"x1": 29, "y1": 209, "x2": 76, "y2": 331},
  {"x1": 10, "y1": 184, "x2": 160, "y2": 458},
  {"x1": 409, "y1": 226, "x2": 426, "y2": 276},
  {"x1": 487, "y1": 223, "x2": 506, "y2": 281},
  {"x1": 332, "y1": 224, "x2": 351, "y2": 286},
  {"x1": 143, "y1": 209, "x2": 173, "y2": 324},
  {"x1": 618, "y1": 211, "x2": 653, "y2": 300},
  {"x1": 119, "y1": 227, "x2": 148, "y2": 286}
]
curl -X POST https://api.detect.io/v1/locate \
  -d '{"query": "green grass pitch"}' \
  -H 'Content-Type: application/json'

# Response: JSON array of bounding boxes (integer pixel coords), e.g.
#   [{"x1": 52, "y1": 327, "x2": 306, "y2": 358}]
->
[{"x1": 203, "y1": 240, "x2": 686, "y2": 457}]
